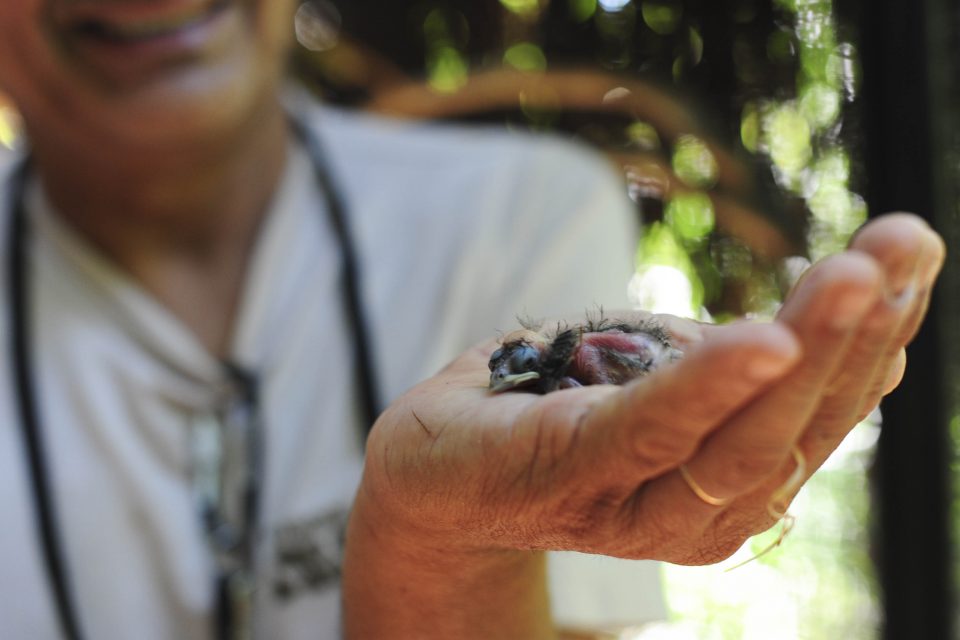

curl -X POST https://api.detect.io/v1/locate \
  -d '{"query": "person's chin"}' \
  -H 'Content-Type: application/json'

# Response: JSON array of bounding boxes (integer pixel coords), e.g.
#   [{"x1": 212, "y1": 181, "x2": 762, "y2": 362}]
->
[
  {"x1": 71, "y1": 46, "x2": 286, "y2": 155},
  {"x1": 140, "y1": 65, "x2": 265, "y2": 124}
]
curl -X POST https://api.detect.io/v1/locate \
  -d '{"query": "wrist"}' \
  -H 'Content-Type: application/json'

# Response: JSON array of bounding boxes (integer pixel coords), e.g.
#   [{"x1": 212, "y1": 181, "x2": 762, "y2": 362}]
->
[{"x1": 342, "y1": 481, "x2": 556, "y2": 639}]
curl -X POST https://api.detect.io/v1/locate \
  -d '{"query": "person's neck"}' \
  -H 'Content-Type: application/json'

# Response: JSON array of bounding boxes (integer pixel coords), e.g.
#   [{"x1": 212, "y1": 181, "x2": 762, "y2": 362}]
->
[{"x1": 27, "y1": 105, "x2": 292, "y2": 356}]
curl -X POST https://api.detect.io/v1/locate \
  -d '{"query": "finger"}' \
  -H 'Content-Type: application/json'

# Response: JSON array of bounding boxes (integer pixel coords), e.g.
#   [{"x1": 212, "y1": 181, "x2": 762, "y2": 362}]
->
[
  {"x1": 880, "y1": 348, "x2": 907, "y2": 396},
  {"x1": 649, "y1": 312, "x2": 708, "y2": 349},
  {"x1": 853, "y1": 270, "x2": 935, "y2": 417},
  {"x1": 672, "y1": 252, "x2": 882, "y2": 504},
  {"x1": 839, "y1": 293, "x2": 914, "y2": 425},
  {"x1": 888, "y1": 231, "x2": 945, "y2": 346},
  {"x1": 581, "y1": 321, "x2": 800, "y2": 488},
  {"x1": 738, "y1": 231, "x2": 929, "y2": 520},
  {"x1": 849, "y1": 213, "x2": 945, "y2": 345},
  {"x1": 843, "y1": 214, "x2": 945, "y2": 417},
  {"x1": 807, "y1": 229, "x2": 922, "y2": 434},
  {"x1": 799, "y1": 289, "x2": 910, "y2": 454}
]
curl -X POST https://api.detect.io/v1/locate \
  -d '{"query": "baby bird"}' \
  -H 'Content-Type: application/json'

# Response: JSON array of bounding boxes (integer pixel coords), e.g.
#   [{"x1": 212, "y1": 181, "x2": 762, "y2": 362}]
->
[{"x1": 488, "y1": 317, "x2": 682, "y2": 394}]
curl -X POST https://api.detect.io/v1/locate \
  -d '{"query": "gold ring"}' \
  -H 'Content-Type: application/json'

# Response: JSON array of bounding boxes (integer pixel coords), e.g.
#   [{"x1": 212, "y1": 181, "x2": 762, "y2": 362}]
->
[
  {"x1": 767, "y1": 446, "x2": 807, "y2": 520},
  {"x1": 679, "y1": 464, "x2": 732, "y2": 507}
]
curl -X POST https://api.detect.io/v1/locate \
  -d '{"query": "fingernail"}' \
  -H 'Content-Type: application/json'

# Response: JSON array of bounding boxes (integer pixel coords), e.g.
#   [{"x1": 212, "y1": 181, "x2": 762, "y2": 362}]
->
[
  {"x1": 919, "y1": 241, "x2": 947, "y2": 286},
  {"x1": 884, "y1": 281, "x2": 917, "y2": 310},
  {"x1": 884, "y1": 252, "x2": 921, "y2": 303}
]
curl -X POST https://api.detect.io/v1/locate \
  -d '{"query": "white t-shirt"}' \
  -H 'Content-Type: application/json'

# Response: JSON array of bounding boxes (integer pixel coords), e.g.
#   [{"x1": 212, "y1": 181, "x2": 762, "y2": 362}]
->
[{"x1": 0, "y1": 100, "x2": 664, "y2": 639}]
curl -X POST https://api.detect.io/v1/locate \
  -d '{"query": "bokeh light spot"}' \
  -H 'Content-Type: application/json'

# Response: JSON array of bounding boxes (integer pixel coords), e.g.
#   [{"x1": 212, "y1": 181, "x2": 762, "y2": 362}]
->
[
  {"x1": 294, "y1": 0, "x2": 341, "y2": 52},
  {"x1": 600, "y1": 0, "x2": 633, "y2": 11},
  {"x1": 641, "y1": 0, "x2": 682, "y2": 34},
  {"x1": 501, "y1": 0, "x2": 541, "y2": 16},
  {"x1": 568, "y1": 0, "x2": 598, "y2": 22},
  {"x1": 427, "y1": 47, "x2": 468, "y2": 93},
  {"x1": 626, "y1": 121, "x2": 661, "y2": 151},
  {"x1": 665, "y1": 191, "x2": 715, "y2": 242},
  {"x1": 688, "y1": 27, "x2": 704, "y2": 66},
  {"x1": 503, "y1": 42, "x2": 548, "y2": 72},
  {"x1": 799, "y1": 82, "x2": 840, "y2": 130},
  {"x1": 740, "y1": 103, "x2": 761, "y2": 153},
  {"x1": 628, "y1": 264, "x2": 697, "y2": 318},
  {"x1": 765, "y1": 104, "x2": 812, "y2": 174},
  {"x1": 671, "y1": 134, "x2": 719, "y2": 188},
  {"x1": 634, "y1": 222, "x2": 704, "y2": 316}
]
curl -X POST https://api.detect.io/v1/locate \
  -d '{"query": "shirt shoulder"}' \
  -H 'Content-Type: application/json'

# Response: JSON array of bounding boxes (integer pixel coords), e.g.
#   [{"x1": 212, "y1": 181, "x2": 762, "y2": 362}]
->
[
  {"x1": 289, "y1": 99, "x2": 637, "y2": 381},
  {"x1": 297, "y1": 98, "x2": 625, "y2": 216}
]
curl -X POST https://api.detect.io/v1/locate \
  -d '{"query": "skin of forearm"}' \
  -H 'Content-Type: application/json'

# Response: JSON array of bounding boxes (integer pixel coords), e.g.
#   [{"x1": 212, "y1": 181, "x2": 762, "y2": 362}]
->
[{"x1": 341, "y1": 484, "x2": 557, "y2": 640}]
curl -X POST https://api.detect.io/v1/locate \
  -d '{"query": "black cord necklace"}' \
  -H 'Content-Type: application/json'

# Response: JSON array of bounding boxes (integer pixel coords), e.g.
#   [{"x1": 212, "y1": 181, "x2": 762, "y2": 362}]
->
[{"x1": 6, "y1": 116, "x2": 380, "y2": 640}]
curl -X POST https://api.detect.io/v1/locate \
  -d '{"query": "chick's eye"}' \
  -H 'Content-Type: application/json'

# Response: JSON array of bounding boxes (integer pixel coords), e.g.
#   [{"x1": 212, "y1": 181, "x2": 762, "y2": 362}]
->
[
  {"x1": 508, "y1": 344, "x2": 539, "y2": 373},
  {"x1": 488, "y1": 348, "x2": 504, "y2": 370}
]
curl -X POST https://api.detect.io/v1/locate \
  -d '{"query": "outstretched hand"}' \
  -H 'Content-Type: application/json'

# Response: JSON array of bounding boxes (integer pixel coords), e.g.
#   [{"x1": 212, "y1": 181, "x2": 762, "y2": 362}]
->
[{"x1": 343, "y1": 213, "x2": 944, "y2": 639}]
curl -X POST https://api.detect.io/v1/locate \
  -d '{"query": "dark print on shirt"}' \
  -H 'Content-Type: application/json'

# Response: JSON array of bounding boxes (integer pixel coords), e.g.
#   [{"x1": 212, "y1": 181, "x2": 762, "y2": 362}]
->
[{"x1": 273, "y1": 507, "x2": 349, "y2": 601}]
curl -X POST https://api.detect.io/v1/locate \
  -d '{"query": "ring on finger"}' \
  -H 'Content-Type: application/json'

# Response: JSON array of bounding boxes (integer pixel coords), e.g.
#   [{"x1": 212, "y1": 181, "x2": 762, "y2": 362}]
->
[
  {"x1": 679, "y1": 464, "x2": 732, "y2": 507},
  {"x1": 768, "y1": 446, "x2": 807, "y2": 520}
]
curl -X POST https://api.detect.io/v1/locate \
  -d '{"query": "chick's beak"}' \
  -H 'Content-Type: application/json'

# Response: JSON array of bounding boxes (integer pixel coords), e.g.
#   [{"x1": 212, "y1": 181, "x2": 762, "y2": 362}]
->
[{"x1": 489, "y1": 370, "x2": 541, "y2": 393}]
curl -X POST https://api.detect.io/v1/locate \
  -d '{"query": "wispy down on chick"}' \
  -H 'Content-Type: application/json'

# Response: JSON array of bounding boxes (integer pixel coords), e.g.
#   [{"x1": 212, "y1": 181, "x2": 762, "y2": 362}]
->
[{"x1": 488, "y1": 316, "x2": 682, "y2": 394}]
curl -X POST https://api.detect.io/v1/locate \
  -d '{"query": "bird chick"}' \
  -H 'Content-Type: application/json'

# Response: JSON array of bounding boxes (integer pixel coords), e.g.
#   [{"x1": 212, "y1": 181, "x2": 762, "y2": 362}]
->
[{"x1": 488, "y1": 317, "x2": 682, "y2": 394}]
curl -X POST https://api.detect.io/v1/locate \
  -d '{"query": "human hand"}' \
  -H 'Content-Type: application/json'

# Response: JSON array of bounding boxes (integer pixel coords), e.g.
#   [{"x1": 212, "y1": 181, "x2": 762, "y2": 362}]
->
[
  {"x1": 675, "y1": 212, "x2": 945, "y2": 539},
  {"x1": 342, "y1": 213, "x2": 943, "y2": 638}
]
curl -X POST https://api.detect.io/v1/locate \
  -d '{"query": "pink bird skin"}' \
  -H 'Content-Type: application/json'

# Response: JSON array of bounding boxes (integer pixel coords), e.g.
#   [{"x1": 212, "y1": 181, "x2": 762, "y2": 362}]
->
[{"x1": 488, "y1": 317, "x2": 682, "y2": 394}]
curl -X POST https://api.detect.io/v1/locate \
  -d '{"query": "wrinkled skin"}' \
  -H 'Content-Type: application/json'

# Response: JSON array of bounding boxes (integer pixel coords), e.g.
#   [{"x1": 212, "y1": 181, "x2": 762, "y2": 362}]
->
[{"x1": 344, "y1": 214, "x2": 945, "y2": 639}]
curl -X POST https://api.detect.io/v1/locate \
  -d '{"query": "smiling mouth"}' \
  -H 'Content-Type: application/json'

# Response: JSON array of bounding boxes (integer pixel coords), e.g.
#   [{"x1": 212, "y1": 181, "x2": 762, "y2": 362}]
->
[{"x1": 68, "y1": 0, "x2": 230, "y2": 44}]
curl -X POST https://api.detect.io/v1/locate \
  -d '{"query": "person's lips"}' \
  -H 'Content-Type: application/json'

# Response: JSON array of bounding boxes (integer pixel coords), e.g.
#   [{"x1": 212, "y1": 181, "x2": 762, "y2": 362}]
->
[
  {"x1": 73, "y1": 2, "x2": 228, "y2": 44},
  {"x1": 51, "y1": 0, "x2": 238, "y2": 83},
  {"x1": 55, "y1": 0, "x2": 229, "y2": 39}
]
